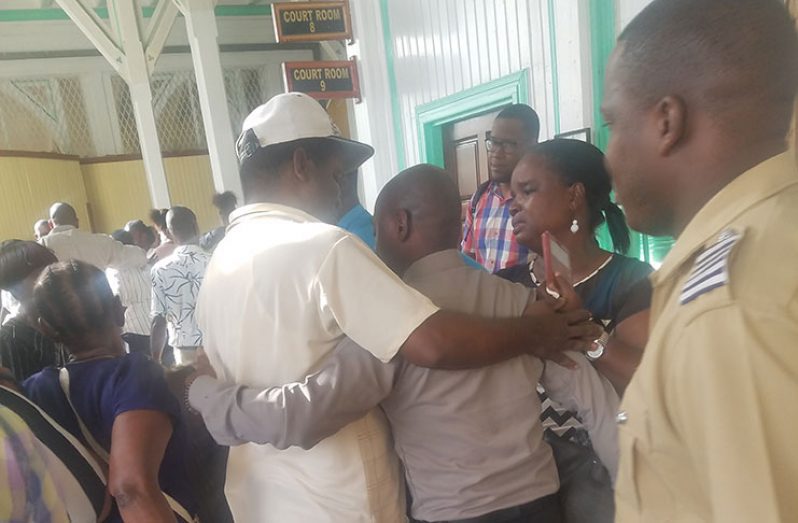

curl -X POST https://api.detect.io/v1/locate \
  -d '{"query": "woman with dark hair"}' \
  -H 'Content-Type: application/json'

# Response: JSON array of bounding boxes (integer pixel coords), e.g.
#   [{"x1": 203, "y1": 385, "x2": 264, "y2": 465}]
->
[
  {"x1": 500, "y1": 139, "x2": 652, "y2": 391},
  {"x1": 24, "y1": 261, "x2": 197, "y2": 523},
  {"x1": 498, "y1": 139, "x2": 652, "y2": 523},
  {"x1": 0, "y1": 240, "x2": 67, "y2": 381}
]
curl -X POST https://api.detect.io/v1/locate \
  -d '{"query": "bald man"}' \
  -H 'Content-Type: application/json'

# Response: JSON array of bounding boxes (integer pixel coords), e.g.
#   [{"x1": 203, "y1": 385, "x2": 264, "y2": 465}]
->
[
  {"x1": 150, "y1": 207, "x2": 210, "y2": 366},
  {"x1": 33, "y1": 220, "x2": 51, "y2": 242},
  {"x1": 187, "y1": 165, "x2": 619, "y2": 523},
  {"x1": 601, "y1": 0, "x2": 798, "y2": 521},
  {"x1": 41, "y1": 202, "x2": 145, "y2": 270}
]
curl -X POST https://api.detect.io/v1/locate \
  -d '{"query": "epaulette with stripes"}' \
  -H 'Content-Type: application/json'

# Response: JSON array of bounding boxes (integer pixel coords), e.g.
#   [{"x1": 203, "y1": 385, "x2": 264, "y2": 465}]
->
[{"x1": 680, "y1": 229, "x2": 743, "y2": 305}]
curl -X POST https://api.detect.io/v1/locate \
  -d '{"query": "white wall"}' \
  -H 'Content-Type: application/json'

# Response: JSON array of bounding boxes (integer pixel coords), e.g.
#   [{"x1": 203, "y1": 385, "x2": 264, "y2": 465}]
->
[{"x1": 617, "y1": 0, "x2": 653, "y2": 31}]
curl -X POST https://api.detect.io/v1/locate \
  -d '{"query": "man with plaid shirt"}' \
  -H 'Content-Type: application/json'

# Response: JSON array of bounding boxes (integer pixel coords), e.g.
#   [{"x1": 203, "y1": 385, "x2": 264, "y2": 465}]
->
[{"x1": 462, "y1": 104, "x2": 540, "y2": 272}]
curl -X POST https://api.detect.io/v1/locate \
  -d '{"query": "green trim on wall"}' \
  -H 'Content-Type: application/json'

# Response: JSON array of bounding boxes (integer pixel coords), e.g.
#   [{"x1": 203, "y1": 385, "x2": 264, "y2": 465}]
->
[
  {"x1": 416, "y1": 70, "x2": 530, "y2": 169},
  {"x1": 588, "y1": 0, "x2": 615, "y2": 152},
  {"x1": 0, "y1": 5, "x2": 271, "y2": 22},
  {"x1": 546, "y1": 0, "x2": 561, "y2": 134},
  {"x1": 588, "y1": 1, "x2": 674, "y2": 264},
  {"x1": 378, "y1": 0, "x2": 407, "y2": 170}
]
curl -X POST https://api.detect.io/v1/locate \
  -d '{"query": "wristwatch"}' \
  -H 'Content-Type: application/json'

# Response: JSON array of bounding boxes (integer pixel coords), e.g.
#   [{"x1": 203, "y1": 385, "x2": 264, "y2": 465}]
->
[{"x1": 587, "y1": 331, "x2": 610, "y2": 361}]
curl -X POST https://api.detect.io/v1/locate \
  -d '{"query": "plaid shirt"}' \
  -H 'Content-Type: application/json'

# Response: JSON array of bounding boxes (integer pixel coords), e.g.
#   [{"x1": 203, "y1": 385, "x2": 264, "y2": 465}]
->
[{"x1": 461, "y1": 182, "x2": 534, "y2": 273}]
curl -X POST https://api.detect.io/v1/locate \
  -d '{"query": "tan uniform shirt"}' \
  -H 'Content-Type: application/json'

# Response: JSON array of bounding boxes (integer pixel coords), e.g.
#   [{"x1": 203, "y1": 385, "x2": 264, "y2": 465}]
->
[{"x1": 615, "y1": 152, "x2": 798, "y2": 522}]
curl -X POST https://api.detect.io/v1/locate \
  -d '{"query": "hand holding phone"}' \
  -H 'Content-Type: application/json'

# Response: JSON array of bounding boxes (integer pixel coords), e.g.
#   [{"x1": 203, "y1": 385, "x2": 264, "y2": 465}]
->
[{"x1": 542, "y1": 231, "x2": 573, "y2": 292}]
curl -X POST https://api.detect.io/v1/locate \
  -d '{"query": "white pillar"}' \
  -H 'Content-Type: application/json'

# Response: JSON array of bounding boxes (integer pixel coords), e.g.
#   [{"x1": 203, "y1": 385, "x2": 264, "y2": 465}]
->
[
  {"x1": 347, "y1": 0, "x2": 402, "y2": 211},
  {"x1": 79, "y1": 73, "x2": 120, "y2": 157},
  {"x1": 181, "y1": 0, "x2": 243, "y2": 199},
  {"x1": 110, "y1": 0, "x2": 171, "y2": 208}
]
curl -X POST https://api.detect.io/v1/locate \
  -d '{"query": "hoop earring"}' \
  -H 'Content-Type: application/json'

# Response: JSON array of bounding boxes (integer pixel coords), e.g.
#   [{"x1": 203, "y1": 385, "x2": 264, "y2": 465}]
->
[{"x1": 571, "y1": 219, "x2": 580, "y2": 234}]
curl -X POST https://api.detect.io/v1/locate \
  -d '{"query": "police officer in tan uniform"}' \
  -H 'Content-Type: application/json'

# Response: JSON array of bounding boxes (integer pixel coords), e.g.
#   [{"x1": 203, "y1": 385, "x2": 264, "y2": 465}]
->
[{"x1": 600, "y1": 0, "x2": 798, "y2": 521}]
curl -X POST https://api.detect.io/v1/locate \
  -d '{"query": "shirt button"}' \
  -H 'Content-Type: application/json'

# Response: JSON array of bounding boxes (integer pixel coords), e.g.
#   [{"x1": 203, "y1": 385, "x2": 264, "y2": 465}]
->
[{"x1": 616, "y1": 411, "x2": 628, "y2": 424}]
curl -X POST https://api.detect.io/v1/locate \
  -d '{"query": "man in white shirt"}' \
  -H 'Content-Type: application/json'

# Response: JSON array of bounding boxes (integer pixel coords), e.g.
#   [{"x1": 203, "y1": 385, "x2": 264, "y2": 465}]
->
[
  {"x1": 41, "y1": 203, "x2": 145, "y2": 270},
  {"x1": 197, "y1": 93, "x2": 602, "y2": 522},
  {"x1": 151, "y1": 207, "x2": 210, "y2": 366},
  {"x1": 106, "y1": 230, "x2": 152, "y2": 355}
]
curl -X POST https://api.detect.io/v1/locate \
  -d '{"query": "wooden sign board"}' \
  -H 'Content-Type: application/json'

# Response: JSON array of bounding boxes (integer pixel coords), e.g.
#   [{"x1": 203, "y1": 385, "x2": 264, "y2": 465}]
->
[
  {"x1": 272, "y1": 1, "x2": 352, "y2": 43},
  {"x1": 283, "y1": 60, "x2": 361, "y2": 100}
]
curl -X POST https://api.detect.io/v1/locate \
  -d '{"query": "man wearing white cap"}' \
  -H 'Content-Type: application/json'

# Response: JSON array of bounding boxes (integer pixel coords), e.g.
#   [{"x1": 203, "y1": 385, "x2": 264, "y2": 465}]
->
[{"x1": 196, "y1": 92, "x2": 602, "y2": 522}]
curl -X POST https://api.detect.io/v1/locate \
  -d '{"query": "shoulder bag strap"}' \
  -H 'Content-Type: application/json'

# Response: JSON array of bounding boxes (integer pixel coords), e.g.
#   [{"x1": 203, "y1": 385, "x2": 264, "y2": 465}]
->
[{"x1": 58, "y1": 368, "x2": 198, "y2": 522}]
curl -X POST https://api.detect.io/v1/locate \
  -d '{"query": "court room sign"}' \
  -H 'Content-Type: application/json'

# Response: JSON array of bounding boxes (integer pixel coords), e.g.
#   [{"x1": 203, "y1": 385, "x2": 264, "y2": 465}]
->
[
  {"x1": 283, "y1": 60, "x2": 361, "y2": 100},
  {"x1": 273, "y1": 1, "x2": 352, "y2": 43}
]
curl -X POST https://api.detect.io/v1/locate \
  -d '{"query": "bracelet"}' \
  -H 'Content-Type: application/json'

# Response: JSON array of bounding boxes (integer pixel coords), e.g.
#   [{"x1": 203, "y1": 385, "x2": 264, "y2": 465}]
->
[{"x1": 183, "y1": 370, "x2": 202, "y2": 416}]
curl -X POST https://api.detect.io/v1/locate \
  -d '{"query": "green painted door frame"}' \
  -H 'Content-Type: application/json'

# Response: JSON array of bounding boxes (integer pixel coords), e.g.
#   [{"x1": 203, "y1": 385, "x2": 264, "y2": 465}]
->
[
  {"x1": 416, "y1": 70, "x2": 530, "y2": 168},
  {"x1": 589, "y1": 0, "x2": 673, "y2": 264}
]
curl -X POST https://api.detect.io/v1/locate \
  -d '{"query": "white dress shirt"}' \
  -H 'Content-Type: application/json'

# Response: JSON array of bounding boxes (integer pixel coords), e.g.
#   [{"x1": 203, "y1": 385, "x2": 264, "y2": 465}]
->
[
  {"x1": 42, "y1": 225, "x2": 146, "y2": 270},
  {"x1": 197, "y1": 203, "x2": 440, "y2": 523}
]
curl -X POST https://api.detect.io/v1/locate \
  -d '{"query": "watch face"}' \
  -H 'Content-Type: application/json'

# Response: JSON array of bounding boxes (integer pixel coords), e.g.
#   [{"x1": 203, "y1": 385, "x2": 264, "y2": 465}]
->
[{"x1": 587, "y1": 344, "x2": 605, "y2": 360}]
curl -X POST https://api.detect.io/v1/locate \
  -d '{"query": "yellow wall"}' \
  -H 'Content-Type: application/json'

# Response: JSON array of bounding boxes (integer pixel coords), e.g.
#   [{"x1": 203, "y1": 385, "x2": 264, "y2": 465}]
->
[
  {"x1": 81, "y1": 159, "x2": 152, "y2": 234},
  {"x1": 0, "y1": 156, "x2": 90, "y2": 241},
  {"x1": 80, "y1": 155, "x2": 219, "y2": 234},
  {"x1": 163, "y1": 156, "x2": 219, "y2": 234}
]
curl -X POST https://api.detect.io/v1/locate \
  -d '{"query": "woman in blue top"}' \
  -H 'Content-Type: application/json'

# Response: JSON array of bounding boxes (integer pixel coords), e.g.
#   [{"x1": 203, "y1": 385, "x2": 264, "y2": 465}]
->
[
  {"x1": 497, "y1": 139, "x2": 653, "y2": 523},
  {"x1": 24, "y1": 260, "x2": 197, "y2": 523}
]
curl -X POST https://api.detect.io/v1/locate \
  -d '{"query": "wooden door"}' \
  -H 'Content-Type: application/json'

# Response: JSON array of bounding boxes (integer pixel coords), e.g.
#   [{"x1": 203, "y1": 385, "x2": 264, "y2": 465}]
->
[{"x1": 443, "y1": 110, "x2": 501, "y2": 218}]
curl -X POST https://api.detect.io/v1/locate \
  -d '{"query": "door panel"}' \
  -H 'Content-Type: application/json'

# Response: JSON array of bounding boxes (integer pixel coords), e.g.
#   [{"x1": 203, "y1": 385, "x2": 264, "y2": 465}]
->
[{"x1": 443, "y1": 109, "x2": 500, "y2": 201}]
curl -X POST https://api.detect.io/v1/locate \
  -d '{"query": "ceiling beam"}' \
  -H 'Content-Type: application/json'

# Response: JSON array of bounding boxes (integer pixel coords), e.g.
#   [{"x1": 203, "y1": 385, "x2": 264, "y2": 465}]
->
[
  {"x1": 143, "y1": 0, "x2": 179, "y2": 72},
  {"x1": 52, "y1": 0, "x2": 125, "y2": 76}
]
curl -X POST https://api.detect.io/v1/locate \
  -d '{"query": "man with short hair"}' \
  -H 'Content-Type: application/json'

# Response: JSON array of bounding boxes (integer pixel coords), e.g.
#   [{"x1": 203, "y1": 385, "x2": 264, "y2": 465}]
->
[
  {"x1": 601, "y1": 0, "x2": 798, "y2": 520},
  {"x1": 107, "y1": 229, "x2": 152, "y2": 356},
  {"x1": 189, "y1": 165, "x2": 619, "y2": 523},
  {"x1": 41, "y1": 203, "x2": 145, "y2": 270},
  {"x1": 462, "y1": 104, "x2": 540, "y2": 272},
  {"x1": 200, "y1": 192, "x2": 237, "y2": 253},
  {"x1": 33, "y1": 220, "x2": 51, "y2": 242},
  {"x1": 196, "y1": 93, "x2": 601, "y2": 522},
  {"x1": 151, "y1": 207, "x2": 210, "y2": 366}
]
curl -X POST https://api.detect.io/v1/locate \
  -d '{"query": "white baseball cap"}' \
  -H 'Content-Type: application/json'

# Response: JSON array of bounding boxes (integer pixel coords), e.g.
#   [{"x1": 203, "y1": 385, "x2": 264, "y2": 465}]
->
[{"x1": 236, "y1": 92, "x2": 374, "y2": 171}]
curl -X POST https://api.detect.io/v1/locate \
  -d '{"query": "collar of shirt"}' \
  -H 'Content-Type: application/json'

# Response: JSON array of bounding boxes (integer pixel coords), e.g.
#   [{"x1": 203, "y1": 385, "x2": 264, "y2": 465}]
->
[
  {"x1": 488, "y1": 181, "x2": 512, "y2": 203},
  {"x1": 228, "y1": 203, "x2": 320, "y2": 230},
  {"x1": 337, "y1": 204, "x2": 371, "y2": 230},
  {"x1": 654, "y1": 152, "x2": 798, "y2": 287},
  {"x1": 404, "y1": 249, "x2": 467, "y2": 284},
  {"x1": 49, "y1": 225, "x2": 76, "y2": 234}
]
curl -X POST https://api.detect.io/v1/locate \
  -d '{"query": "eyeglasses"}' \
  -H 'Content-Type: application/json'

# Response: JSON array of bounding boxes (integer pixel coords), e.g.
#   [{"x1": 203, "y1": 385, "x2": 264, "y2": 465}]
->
[{"x1": 485, "y1": 138, "x2": 520, "y2": 153}]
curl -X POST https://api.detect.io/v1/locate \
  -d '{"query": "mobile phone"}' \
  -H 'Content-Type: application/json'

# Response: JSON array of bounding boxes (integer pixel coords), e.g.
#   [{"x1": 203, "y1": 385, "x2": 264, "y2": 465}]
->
[{"x1": 542, "y1": 231, "x2": 572, "y2": 288}]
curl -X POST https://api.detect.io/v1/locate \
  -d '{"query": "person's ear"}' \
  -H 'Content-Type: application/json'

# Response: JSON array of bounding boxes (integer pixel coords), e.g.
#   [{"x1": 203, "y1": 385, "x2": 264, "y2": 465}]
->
[
  {"x1": 568, "y1": 182, "x2": 586, "y2": 212},
  {"x1": 292, "y1": 147, "x2": 313, "y2": 183},
  {"x1": 396, "y1": 209, "x2": 411, "y2": 242},
  {"x1": 654, "y1": 95, "x2": 687, "y2": 156},
  {"x1": 112, "y1": 296, "x2": 126, "y2": 328},
  {"x1": 37, "y1": 317, "x2": 61, "y2": 342}
]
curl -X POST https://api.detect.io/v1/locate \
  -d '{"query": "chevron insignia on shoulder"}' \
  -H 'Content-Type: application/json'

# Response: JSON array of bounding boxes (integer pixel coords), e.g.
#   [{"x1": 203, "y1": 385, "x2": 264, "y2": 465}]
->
[{"x1": 680, "y1": 229, "x2": 743, "y2": 305}]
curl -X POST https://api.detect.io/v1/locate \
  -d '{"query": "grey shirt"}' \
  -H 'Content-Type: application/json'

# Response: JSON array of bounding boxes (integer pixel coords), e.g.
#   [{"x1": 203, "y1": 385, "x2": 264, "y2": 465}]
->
[{"x1": 190, "y1": 249, "x2": 619, "y2": 521}]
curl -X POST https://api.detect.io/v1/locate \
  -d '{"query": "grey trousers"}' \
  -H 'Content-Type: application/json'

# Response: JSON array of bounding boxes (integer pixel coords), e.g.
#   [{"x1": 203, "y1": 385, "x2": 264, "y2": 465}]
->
[{"x1": 546, "y1": 434, "x2": 615, "y2": 523}]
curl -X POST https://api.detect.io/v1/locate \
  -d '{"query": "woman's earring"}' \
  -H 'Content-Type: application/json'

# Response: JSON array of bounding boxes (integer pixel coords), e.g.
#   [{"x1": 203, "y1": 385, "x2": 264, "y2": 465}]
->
[{"x1": 571, "y1": 219, "x2": 580, "y2": 234}]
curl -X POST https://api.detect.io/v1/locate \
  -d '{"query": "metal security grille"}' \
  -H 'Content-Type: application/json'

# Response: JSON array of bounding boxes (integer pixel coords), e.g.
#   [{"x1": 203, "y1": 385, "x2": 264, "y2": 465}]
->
[
  {"x1": 0, "y1": 76, "x2": 94, "y2": 157},
  {"x1": 0, "y1": 66, "x2": 279, "y2": 158}
]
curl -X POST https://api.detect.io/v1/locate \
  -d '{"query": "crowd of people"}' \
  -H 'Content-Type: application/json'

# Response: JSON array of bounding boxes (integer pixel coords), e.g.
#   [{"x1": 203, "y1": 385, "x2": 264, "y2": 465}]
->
[{"x1": 1, "y1": 0, "x2": 797, "y2": 521}]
